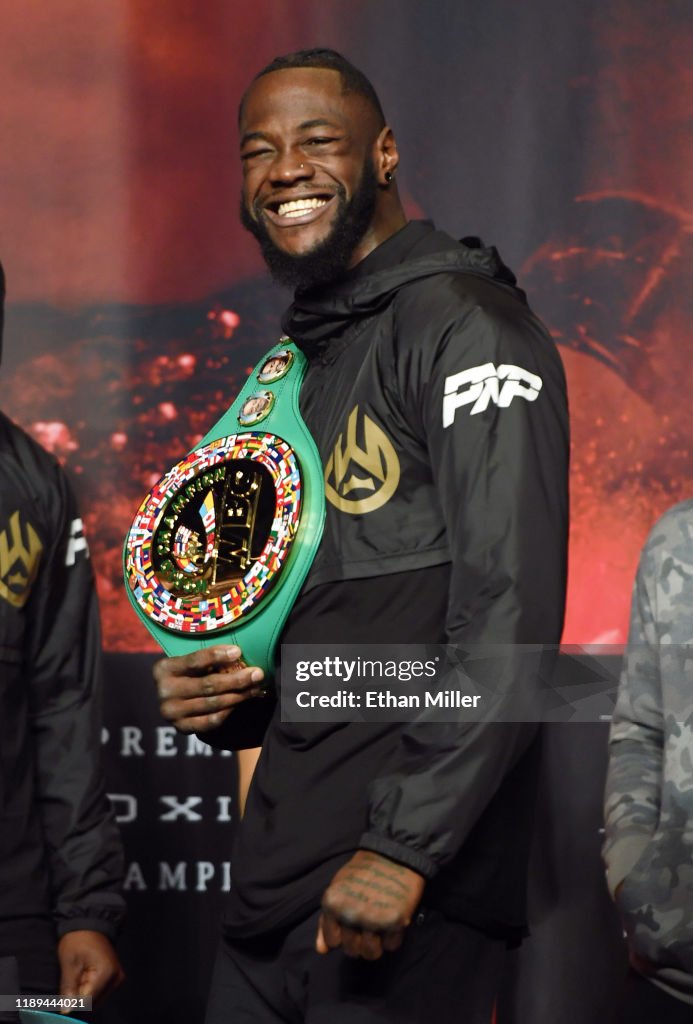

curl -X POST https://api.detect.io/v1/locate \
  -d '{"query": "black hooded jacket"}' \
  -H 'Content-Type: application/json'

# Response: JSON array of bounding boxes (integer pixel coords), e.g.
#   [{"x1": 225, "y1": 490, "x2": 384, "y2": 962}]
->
[
  {"x1": 208, "y1": 221, "x2": 569, "y2": 940},
  {"x1": 0, "y1": 411, "x2": 125, "y2": 968}
]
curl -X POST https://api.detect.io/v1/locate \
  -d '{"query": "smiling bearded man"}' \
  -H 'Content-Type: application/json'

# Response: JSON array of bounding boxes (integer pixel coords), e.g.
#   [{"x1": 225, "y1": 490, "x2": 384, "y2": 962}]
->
[
  {"x1": 240, "y1": 154, "x2": 380, "y2": 290},
  {"x1": 237, "y1": 55, "x2": 396, "y2": 290},
  {"x1": 153, "y1": 48, "x2": 570, "y2": 1024}
]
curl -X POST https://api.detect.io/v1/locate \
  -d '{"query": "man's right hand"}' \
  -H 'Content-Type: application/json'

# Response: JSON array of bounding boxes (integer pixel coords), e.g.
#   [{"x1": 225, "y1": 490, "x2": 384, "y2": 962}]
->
[{"x1": 153, "y1": 645, "x2": 265, "y2": 733}]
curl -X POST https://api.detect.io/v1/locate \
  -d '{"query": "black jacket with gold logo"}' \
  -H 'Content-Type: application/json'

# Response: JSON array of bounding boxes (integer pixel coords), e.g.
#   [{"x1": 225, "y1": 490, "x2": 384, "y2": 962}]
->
[
  {"x1": 211, "y1": 221, "x2": 569, "y2": 940},
  {"x1": 0, "y1": 411, "x2": 124, "y2": 958}
]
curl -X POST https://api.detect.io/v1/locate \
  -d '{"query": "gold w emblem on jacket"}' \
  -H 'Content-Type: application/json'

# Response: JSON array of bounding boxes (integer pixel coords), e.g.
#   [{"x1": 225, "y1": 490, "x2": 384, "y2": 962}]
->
[
  {"x1": 324, "y1": 406, "x2": 400, "y2": 514},
  {"x1": 0, "y1": 510, "x2": 43, "y2": 608}
]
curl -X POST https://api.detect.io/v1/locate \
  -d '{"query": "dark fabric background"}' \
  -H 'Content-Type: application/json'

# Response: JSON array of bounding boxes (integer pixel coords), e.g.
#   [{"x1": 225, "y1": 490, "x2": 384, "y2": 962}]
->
[{"x1": 1, "y1": 1, "x2": 690, "y2": 1020}]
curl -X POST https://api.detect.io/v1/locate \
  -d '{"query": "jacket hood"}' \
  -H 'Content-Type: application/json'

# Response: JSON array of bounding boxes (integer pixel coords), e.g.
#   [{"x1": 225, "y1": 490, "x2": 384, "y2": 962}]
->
[{"x1": 281, "y1": 222, "x2": 522, "y2": 350}]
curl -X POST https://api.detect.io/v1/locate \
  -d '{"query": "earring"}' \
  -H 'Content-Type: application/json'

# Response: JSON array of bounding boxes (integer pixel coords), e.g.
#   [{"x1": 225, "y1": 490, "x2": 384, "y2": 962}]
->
[{"x1": 384, "y1": 171, "x2": 393, "y2": 184}]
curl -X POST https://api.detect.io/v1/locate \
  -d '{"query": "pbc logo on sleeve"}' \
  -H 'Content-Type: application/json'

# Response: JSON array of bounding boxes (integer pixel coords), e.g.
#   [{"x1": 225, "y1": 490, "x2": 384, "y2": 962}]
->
[
  {"x1": 0, "y1": 510, "x2": 43, "y2": 608},
  {"x1": 443, "y1": 362, "x2": 543, "y2": 426}
]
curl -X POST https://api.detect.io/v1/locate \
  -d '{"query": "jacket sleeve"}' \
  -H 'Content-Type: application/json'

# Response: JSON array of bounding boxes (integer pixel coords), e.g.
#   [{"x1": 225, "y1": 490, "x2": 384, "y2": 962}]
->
[
  {"x1": 199, "y1": 694, "x2": 276, "y2": 752},
  {"x1": 602, "y1": 525, "x2": 665, "y2": 896},
  {"x1": 25, "y1": 460, "x2": 125, "y2": 939},
  {"x1": 360, "y1": 298, "x2": 569, "y2": 877}
]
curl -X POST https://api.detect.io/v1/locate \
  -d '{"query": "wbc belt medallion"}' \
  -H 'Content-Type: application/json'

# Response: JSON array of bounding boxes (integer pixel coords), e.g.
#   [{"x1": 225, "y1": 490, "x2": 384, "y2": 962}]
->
[
  {"x1": 124, "y1": 432, "x2": 301, "y2": 635},
  {"x1": 123, "y1": 339, "x2": 325, "y2": 672}
]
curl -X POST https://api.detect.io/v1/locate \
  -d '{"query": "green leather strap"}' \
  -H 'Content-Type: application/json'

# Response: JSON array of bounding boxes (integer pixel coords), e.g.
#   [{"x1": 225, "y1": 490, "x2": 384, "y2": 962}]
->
[{"x1": 123, "y1": 338, "x2": 324, "y2": 675}]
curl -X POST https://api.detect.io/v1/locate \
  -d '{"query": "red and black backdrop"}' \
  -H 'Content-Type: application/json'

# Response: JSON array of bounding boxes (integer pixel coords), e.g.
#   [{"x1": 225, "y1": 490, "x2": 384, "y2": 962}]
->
[{"x1": 1, "y1": 2, "x2": 691, "y2": 1021}]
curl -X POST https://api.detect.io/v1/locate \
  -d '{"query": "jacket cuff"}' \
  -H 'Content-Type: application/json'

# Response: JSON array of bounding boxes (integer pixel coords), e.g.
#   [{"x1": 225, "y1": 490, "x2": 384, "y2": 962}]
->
[
  {"x1": 358, "y1": 832, "x2": 438, "y2": 879},
  {"x1": 55, "y1": 895, "x2": 125, "y2": 941},
  {"x1": 201, "y1": 695, "x2": 275, "y2": 751},
  {"x1": 56, "y1": 917, "x2": 118, "y2": 941}
]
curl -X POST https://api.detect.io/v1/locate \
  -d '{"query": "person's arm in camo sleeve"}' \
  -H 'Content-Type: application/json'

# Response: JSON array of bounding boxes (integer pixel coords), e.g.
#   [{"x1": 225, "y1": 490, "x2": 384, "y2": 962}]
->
[
  {"x1": 603, "y1": 530, "x2": 664, "y2": 898},
  {"x1": 604, "y1": 500, "x2": 693, "y2": 988}
]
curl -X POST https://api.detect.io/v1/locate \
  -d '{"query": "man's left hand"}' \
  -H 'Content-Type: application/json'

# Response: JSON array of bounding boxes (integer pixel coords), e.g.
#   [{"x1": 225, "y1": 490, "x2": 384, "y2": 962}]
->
[
  {"x1": 58, "y1": 930, "x2": 125, "y2": 1011},
  {"x1": 316, "y1": 850, "x2": 425, "y2": 961}
]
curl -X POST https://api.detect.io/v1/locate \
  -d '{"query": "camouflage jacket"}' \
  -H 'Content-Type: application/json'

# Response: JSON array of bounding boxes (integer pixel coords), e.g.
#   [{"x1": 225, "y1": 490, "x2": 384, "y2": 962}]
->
[{"x1": 604, "y1": 498, "x2": 693, "y2": 1002}]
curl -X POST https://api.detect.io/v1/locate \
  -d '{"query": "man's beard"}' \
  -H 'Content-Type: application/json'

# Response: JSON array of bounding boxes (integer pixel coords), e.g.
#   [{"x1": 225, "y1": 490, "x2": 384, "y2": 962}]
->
[{"x1": 240, "y1": 160, "x2": 378, "y2": 291}]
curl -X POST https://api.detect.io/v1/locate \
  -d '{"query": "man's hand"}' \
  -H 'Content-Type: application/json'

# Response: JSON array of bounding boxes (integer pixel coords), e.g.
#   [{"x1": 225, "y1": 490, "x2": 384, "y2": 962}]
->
[
  {"x1": 316, "y1": 850, "x2": 425, "y2": 961},
  {"x1": 153, "y1": 645, "x2": 265, "y2": 733},
  {"x1": 58, "y1": 930, "x2": 124, "y2": 1011}
]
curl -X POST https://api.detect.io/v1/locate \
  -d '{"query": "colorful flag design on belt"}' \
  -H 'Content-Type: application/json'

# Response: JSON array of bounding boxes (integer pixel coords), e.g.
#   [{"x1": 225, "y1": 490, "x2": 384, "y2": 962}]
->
[{"x1": 199, "y1": 489, "x2": 216, "y2": 559}]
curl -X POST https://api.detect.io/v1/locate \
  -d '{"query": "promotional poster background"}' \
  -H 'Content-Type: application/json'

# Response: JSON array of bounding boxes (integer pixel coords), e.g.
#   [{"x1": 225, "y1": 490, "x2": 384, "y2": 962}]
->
[{"x1": 1, "y1": 1, "x2": 690, "y2": 1020}]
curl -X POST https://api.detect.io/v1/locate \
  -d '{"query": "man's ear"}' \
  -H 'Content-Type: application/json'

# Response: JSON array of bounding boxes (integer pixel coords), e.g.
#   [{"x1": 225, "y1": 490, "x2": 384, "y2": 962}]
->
[{"x1": 374, "y1": 126, "x2": 400, "y2": 186}]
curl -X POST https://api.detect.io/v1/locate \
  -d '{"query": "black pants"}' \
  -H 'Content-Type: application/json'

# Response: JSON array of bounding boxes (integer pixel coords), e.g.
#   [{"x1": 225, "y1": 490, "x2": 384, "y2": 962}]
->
[
  {"x1": 0, "y1": 944, "x2": 58, "y2": 994},
  {"x1": 0, "y1": 947, "x2": 59, "y2": 1024},
  {"x1": 614, "y1": 969, "x2": 693, "y2": 1023},
  {"x1": 205, "y1": 908, "x2": 505, "y2": 1024}
]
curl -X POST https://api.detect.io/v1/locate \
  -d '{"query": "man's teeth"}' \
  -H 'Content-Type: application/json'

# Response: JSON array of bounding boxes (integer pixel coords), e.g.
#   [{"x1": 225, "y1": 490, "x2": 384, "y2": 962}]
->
[{"x1": 277, "y1": 198, "x2": 328, "y2": 218}]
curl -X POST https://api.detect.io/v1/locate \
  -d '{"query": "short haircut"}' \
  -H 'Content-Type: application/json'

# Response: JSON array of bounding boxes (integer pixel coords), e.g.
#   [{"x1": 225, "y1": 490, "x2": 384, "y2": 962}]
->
[{"x1": 240, "y1": 48, "x2": 386, "y2": 127}]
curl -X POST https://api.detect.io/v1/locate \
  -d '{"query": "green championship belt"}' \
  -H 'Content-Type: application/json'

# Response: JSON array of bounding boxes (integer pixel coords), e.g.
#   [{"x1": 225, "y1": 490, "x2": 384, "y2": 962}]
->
[{"x1": 123, "y1": 338, "x2": 324, "y2": 675}]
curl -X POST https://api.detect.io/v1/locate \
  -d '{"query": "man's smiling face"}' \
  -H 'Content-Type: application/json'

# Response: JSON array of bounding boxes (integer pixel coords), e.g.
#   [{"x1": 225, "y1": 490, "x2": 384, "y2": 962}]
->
[{"x1": 239, "y1": 67, "x2": 387, "y2": 288}]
